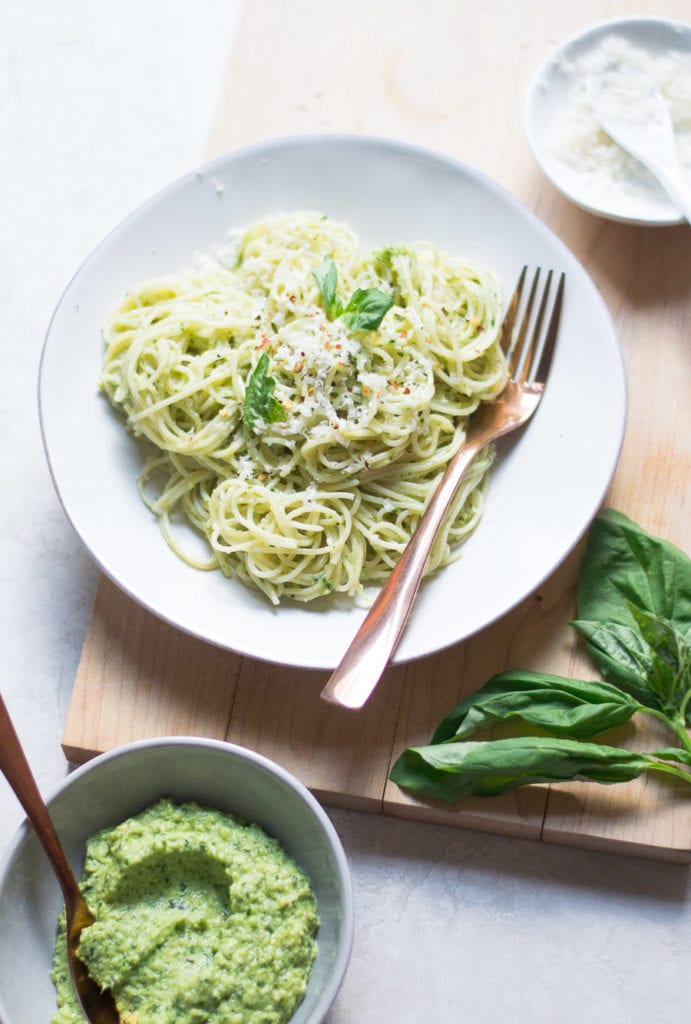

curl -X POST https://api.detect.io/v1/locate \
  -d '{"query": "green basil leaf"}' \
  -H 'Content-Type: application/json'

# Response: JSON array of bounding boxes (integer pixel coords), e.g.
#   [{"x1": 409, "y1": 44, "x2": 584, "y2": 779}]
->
[
  {"x1": 341, "y1": 287, "x2": 393, "y2": 331},
  {"x1": 577, "y1": 508, "x2": 691, "y2": 634},
  {"x1": 390, "y1": 737, "x2": 659, "y2": 801},
  {"x1": 430, "y1": 669, "x2": 641, "y2": 744},
  {"x1": 312, "y1": 257, "x2": 343, "y2": 320},
  {"x1": 652, "y1": 747, "x2": 691, "y2": 767},
  {"x1": 571, "y1": 619, "x2": 663, "y2": 710},
  {"x1": 626, "y1": 604, "x2": 689, "y2": 710},
  {"x1": 242, "y1": 352, "x2": 288, "y2": 431}
]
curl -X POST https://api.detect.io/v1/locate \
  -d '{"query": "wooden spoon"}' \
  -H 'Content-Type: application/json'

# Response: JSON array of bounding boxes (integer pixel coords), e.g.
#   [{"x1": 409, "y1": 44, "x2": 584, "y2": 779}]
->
[{"x1": 0, "y1": 693, "x2": 120, "y2": 1023}]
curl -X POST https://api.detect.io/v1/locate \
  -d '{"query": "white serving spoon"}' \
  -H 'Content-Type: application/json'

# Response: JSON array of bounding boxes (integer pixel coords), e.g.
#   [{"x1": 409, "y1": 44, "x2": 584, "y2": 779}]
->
[{"x1": 587, "y1": 61, "x2": 691, "y2": 224}]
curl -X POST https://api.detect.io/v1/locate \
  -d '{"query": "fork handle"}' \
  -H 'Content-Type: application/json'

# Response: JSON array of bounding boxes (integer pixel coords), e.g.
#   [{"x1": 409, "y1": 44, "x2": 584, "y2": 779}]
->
[{"x1": 320, "y1": 440, "x2": 484, "y2": 709}]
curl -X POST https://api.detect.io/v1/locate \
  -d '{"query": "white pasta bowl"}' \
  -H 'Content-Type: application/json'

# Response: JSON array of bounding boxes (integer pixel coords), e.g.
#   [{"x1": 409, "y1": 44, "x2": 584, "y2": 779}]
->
[
  {"x1": 38, "y1": 133, "x2": 626, "y2": 669},
  {"x1": 0, "y1": 737, "x2": 354, "y2": 1024},
  {"x1": 524, "y1": 16, "x2": 691, "y2": 225}
]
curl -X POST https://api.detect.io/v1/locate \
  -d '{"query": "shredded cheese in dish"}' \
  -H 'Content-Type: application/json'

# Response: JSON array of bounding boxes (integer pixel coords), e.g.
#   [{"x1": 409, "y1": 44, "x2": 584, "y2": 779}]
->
[
  {"x1": 551, "y1": 34, "x2": 691, "y2": 204},
  {"x1": 100, "y1": 211, "x2": 507, "y2": 604}
]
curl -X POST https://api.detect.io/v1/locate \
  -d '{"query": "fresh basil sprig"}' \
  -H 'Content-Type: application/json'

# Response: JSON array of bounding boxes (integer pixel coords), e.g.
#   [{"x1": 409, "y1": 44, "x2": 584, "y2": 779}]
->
[
  {"x1": 572, "y1": 509, "x2": 691, "y2": 736},
  {"x1": 312, "y1": 257, "x2": 393, "y2": 331},
  {"x1": 390, "y1": 509, "x2": 691, "y2": 802},
  {"x1": 242, "y1": 352, "x2": 287, "y2": 431}
]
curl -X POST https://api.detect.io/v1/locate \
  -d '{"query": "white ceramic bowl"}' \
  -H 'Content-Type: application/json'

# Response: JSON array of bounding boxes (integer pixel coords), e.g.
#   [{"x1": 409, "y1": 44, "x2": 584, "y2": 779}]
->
[
  {"x1": 524, "y1": 16, "x2": 691, "y2": 225},
  {"x1": 39, "y1": 133, "x2": 625, "y2": 669},
  {"x1": 0, "y1": 738, "x2": 354, "y2": 1024}
]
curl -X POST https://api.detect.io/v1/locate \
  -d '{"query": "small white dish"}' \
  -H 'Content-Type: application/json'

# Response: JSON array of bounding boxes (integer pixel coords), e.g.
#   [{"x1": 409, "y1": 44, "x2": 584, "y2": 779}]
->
[
  {"x1": 0, "y1": 738, "x2": 354, "y2": 1024},
  {"x1": 39, "y1": 133, "x2": 626, "y2": 669},
  {"x1": 525, "y1": 17, "x2": 691, "y2": 225}
]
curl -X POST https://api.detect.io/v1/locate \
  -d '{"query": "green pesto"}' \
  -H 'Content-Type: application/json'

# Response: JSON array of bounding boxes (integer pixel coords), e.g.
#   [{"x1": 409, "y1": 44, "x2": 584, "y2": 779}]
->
[{"x1": 51, "y1": 799, "x2": 319, "y2": 1024}]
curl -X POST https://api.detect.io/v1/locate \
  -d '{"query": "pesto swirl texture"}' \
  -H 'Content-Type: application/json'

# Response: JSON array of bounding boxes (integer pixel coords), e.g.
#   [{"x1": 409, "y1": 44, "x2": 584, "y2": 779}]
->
[{"x1": 51, "y1": 799, "x2": 319, "y2": 1024}]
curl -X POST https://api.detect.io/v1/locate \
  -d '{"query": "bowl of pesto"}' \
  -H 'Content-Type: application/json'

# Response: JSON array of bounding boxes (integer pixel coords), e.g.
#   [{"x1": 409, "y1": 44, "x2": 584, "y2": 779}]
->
[{"x1": 0, "y1": 737, "x2": 354, "y2": 1024}]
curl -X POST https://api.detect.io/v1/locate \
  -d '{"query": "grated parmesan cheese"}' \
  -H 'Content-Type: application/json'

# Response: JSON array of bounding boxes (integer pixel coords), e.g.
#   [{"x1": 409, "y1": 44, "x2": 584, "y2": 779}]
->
[{"x1": 551, "y1": 35, "x2": 691, "y2": 206}]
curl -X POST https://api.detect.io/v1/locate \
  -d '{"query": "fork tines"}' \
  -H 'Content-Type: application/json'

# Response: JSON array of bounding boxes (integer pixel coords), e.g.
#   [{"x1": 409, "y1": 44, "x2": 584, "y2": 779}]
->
[{"x1": 506, "y1": 267, "x2": 565, "y2": 384}]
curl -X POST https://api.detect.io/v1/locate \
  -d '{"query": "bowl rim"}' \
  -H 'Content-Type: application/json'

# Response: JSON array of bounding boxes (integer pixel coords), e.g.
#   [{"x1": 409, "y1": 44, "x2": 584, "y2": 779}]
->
[
  {"x1": 523, "y1": 14, "x2": 691, "y2": 226},
  {"x1": 0, "y1": 736, "x2": 354, "y2": 1024}
]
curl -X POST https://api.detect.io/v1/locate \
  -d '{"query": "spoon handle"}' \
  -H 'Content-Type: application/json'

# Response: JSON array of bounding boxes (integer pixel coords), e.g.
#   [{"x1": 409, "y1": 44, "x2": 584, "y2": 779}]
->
[
  {"x1": 0, "y1": 692, "x2": 82, "y2": 908},
  {"x1": 650, "y1": 163, "x2": 691, "y2": 225}
]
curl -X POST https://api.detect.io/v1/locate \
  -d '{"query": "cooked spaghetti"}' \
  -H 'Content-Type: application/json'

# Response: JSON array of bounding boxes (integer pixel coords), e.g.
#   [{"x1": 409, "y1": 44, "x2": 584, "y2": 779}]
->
[{"x1": 100, "y1": 212, "x2": 507, "y2": 604}]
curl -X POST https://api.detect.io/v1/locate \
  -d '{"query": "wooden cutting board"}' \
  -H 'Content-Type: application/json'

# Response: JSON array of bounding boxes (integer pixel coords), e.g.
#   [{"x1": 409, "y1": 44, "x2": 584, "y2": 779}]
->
[{"x1": 62, "y1": 0, "x2": 691, "y2": 862}]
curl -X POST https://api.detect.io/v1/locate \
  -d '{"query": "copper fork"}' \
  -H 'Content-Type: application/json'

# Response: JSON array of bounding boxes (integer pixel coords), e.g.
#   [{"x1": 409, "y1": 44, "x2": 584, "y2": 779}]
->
[{"x1": 321, "y1": 266, "x2": 566, "y2": 710}]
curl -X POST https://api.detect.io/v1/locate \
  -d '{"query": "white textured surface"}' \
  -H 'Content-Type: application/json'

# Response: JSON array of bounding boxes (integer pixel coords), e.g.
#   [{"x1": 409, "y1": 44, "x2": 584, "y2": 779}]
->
[{"x1": 0, "y1": 3, "x2": 688, "y2": 1023}]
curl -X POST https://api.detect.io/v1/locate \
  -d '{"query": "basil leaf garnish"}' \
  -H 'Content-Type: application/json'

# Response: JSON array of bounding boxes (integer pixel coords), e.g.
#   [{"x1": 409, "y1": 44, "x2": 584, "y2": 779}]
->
[
  {"x1": 242, "y1": 352, "x2": 287, "y2": 430},
  {"x1": 312, "y1": 258, "x2": 343, "y2": 320},
  {"x1": 341, "y1": 287, "x2": 394, "y2": 332},
  {"x1": 312, "y1": 258, "x2": 393, "y2": 331}
]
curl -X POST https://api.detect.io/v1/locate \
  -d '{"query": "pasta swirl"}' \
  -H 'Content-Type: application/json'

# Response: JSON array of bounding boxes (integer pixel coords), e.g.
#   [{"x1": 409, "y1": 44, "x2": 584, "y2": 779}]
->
[{"x1": 101, "y1": 212, "x2": 507, "y2": 604}]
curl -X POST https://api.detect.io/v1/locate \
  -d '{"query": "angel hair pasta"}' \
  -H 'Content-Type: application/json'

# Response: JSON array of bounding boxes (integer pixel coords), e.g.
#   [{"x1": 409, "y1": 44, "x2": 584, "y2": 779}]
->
[{"x1": 100, "y1": 211, "x2": 507, "y2": 604}]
